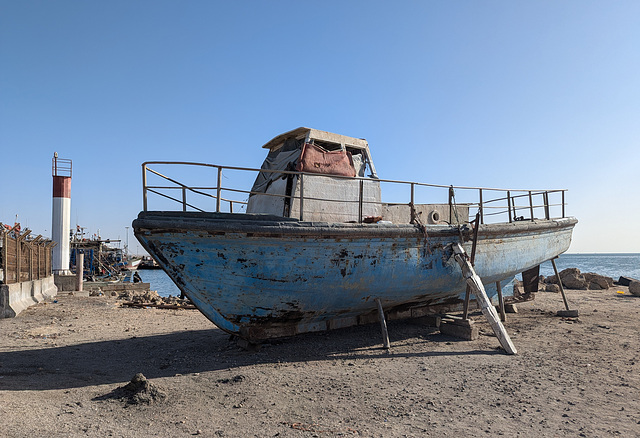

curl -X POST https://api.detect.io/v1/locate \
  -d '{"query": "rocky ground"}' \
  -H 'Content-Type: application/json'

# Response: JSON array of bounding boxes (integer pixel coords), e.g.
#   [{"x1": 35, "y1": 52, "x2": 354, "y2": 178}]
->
[{"x1": 1, "y1": 286, "x2": 639, "y2": 437}]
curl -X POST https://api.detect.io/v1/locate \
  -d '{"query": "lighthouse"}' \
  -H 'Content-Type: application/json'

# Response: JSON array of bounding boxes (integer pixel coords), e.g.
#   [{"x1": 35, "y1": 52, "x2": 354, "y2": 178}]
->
[{"x1": 52, "y1": 152, "x2": 72, "y2": 274}]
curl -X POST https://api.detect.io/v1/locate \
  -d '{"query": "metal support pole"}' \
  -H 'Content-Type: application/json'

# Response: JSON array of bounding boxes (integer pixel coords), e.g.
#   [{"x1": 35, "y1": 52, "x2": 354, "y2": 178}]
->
[
  {"x1": 182, "y1": 187, "x2": 187, "y2": 212},
  {"x1": 528, "y1": 191, "x2": 534, "y2": 221},
  {"x1": 544, "y1": 192, "x2": 550, "y2": 220},
  {"x1": 375, "y1": 298, "x2": 390, "y2": 350},
  {"x1": 479, "y1": 189, "x2": 484, "y2": 224},
  {"x1": 562, "y1": 191, "x2": 565, "y2": 218},
  {"x1": 551, "y1": 257, "x2": 570, "y2": 311},
  {"x1": 358, "y1": 180, "x2": 364, "y2": 223},
  {"x1": 496, "y1": 281, "x2": 506, "y2": 322},
  {"x1": 448, "y1": 186, "x2": 454, "y2": 224},
  {"x1": 142, "y1": 164, "x2": 148, "y2": 211},
  {"x1": 462, "y1": 212, "x2": 480, "y2": 320},
  {"x1": 216, "y1": 167, "x2": 222, "y2": 213},
  {"x1": 299, "y1": 174, "x2": 305, "y2": 221},
  {"x1": 507, "y1": 191, "x2": 512, "y2": 223},
  {"x1": 410, "y1": 183, "x2": 415, "y2": 224}
]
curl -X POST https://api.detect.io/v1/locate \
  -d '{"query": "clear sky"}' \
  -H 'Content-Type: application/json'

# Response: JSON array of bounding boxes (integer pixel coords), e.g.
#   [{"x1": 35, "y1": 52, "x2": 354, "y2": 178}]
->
[{"x1": 1, "y1": 1, "x2": 638, "y2": 253}]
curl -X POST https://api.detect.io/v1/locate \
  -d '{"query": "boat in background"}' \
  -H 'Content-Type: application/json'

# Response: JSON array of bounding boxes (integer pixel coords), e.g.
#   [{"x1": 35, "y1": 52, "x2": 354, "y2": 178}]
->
[{"x1": 133, "y1": 127, "x2": 577, "y2": 341}]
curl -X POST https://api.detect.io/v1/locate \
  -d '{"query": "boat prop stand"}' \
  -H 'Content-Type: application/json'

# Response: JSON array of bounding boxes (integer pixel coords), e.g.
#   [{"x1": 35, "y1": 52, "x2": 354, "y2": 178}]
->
[
  {"x1": 551, "y1": 257, "x2": 579, "y2": 318},
  {"x1": 375, "y1": 298, "x2": 391, "y2": 350},
  {"x1": 452, "y1": 243, "x2": 517, "y2": 355}
]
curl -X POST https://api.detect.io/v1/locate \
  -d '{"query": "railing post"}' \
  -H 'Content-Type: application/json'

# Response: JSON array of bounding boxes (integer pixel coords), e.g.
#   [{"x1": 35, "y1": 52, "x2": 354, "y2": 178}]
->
[
  {"x1": 229, "y1": 200, "x2": 233, "y2": 213},
  {"x1": 216, "y1": 167, "x2": 222, "y2": 213},
  {"x1": 562, "y1": 191, "x2": 565, "y2": 218},
  {"x1": 358, "y1": 179, "x2": 364, "y2": 223},
  {"x1": 182, "y1": 187, "x2": 187, "y2": 212},
  {"x1": 410, "y1": 183, "x2": 415, "y2": 224},
  {"x1": 142, "y1": 164, "x2": 148, "y2": 212},
  {"x1": 479, "y1": 189, "x2": 484, "y2": 224},
  {"x1": 448, "y1": 186, "x2": 454, "y2": 223},
  {"x1": 507, "y1": 191, "x2": 512, "y2": 223},
  {"x1": 299, "y1": 173, "x2": 304, "y2": 221},
  {"x1": 528, "y1": 191, "x2": 534, "y2": 221},
  {"x1": 544, "y1": 191, "x2": 550, "y2": 220}
]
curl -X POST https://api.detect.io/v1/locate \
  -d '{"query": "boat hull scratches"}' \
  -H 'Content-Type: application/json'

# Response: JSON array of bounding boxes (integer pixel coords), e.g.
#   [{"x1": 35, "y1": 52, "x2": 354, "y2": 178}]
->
[{"x1": 133, "y1": 213, "x2": 577, "y2": 341}]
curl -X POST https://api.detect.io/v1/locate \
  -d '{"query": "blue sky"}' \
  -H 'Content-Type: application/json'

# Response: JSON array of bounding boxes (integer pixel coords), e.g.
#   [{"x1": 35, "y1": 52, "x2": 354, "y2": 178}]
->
[{"x1": 1, "y1": 1, "x2": 638, "y2": 253}]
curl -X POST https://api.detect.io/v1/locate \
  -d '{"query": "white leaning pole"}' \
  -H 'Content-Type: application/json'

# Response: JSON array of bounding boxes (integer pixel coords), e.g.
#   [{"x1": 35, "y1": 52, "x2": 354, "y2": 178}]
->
[
  {"x1": 52, "y1": 152, "x2": 72, "y2": 275},
  {"x1": 452, "y1": 243, "x2": 517, "y2": 355}
]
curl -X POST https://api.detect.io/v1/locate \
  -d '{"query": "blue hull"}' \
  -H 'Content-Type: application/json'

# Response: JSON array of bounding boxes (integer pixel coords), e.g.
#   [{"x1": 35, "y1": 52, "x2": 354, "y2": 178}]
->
[{"x1": 133, "y1": 212, "x2": 576, "y2": 340}]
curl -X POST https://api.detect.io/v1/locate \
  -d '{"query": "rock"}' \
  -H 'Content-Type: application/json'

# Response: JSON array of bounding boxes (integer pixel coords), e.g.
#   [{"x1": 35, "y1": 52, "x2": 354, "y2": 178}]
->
[
  {"x1": 584, "y1": 273, "x2": 613, "y2": 290},
  {"x1": 558, "y1": 268, "x2": 588, "y2": 290},
  {"x1": 617, "y1": 276, "x2": 640, "y2": 287},
  {"x1": 629, "y1": 281, "x2": 640, "y2": 297},
  {"x1": 545, "y1": 283, "x2": 560, "y2": 293}
]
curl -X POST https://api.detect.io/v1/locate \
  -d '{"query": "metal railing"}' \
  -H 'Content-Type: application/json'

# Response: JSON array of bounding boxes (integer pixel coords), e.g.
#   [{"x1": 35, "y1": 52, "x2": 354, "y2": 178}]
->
[{"x1": 141, "y1": 161, "x2": 568, "y2": 224}]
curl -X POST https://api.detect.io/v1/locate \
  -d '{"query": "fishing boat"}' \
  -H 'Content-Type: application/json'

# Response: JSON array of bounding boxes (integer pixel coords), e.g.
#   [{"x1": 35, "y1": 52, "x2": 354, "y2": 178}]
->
[{"x1": 133, "y1": 127, "x2": 577, "y2": 341}]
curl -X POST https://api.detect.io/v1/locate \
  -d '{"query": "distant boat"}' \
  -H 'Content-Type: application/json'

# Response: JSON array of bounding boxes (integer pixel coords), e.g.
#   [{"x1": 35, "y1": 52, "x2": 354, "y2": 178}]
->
[
  {"x1": 133, "y1": 127, "x2": 577, "y2": 341},
  {"x1": 120, "y1": 257, "x2": 142, "y2": 271},
  {"x1": 138, "y1": 256, "x2": 161, "y2": 270}
]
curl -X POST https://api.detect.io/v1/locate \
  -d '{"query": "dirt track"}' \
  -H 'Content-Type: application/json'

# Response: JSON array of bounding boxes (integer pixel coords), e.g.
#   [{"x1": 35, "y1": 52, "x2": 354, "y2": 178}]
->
[{"x1": 1, "y1": 287, "x2": 639, "y2": 437}]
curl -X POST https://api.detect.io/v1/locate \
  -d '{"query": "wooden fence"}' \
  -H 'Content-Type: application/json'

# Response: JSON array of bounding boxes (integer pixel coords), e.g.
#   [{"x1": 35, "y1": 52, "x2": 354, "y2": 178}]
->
[{"x1": 0, "y1": 227, "x2": 55, "y2": 284}]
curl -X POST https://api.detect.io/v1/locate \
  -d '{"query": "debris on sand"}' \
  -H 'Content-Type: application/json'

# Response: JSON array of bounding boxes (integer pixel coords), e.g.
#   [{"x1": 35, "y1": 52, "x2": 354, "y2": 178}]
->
[{"x1": 113, "y1": 373, "x2": 167, "y2": 405}]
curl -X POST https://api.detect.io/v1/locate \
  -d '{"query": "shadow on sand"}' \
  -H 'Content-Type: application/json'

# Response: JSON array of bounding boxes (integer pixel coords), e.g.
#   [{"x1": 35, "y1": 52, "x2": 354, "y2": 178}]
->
[{"x1": 0, "y1": 320, "x2": 502, "y2": 391}]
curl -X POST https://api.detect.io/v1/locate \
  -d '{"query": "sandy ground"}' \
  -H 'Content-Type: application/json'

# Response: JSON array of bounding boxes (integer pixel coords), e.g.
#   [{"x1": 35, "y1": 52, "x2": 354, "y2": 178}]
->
[{"x1": 1, "y1": 287, "x2": 639, "y2": 438}]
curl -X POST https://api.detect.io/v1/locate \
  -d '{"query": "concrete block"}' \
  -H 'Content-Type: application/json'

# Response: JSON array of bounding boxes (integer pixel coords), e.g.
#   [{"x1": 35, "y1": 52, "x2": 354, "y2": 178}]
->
[
  {"x1": 505, "y1": 303, "x2": 518, "y2": 313},
  {"x1": 440, "y1": 319, "x2": 479, "y2": 341},
  {"x1": 0, "y1": 276, "x2": 57, "y2": 318}
]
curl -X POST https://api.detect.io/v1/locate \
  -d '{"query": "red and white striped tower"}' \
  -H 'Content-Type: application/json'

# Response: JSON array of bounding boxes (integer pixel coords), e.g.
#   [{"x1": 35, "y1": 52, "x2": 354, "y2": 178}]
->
[{"x1": 52, "y1": 152, "x2": 72, "y2": 274}]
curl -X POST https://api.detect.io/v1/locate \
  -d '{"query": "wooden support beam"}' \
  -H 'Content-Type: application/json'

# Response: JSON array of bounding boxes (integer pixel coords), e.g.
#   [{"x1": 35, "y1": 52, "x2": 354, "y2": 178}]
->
[{"x1": 452, "y1": 243, "x2": 517, "y2": 355}]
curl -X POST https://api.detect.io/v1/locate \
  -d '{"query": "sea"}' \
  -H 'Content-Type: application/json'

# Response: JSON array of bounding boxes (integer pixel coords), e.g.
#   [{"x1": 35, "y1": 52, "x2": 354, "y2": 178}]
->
[{"x1": 138, "y1": 253, "x2": 640, "y2": 298}]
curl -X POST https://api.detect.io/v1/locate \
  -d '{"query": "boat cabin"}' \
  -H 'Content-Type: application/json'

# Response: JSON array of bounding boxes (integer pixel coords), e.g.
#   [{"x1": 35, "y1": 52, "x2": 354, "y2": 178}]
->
[{"x1": 247, "y1": 127, "x2": 468, "y2": 224}]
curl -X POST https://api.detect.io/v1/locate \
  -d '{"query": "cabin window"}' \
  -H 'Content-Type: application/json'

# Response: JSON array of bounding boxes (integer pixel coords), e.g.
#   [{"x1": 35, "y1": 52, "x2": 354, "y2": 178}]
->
[{"x1": 310, "y1": 139, "x2": 343, "y2": 152}]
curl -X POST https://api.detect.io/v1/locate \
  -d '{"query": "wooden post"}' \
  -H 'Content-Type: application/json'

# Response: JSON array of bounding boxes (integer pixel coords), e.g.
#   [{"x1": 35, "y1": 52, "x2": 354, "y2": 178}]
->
[
  {"x1": 496, "y1": 281, "x2": 506, "y2": 322},
  {"x1": 375, "y1": 298, "x2": 390, "y2": 350},
  {"x1": 452, "y1": 243, "x2": 517, "y2": 354}
]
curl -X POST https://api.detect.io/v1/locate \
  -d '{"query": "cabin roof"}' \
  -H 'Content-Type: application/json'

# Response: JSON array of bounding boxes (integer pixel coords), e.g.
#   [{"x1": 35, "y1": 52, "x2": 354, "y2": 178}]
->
[{"x1": 261, "y1": 127, "x2": 369, "y2": 151}]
